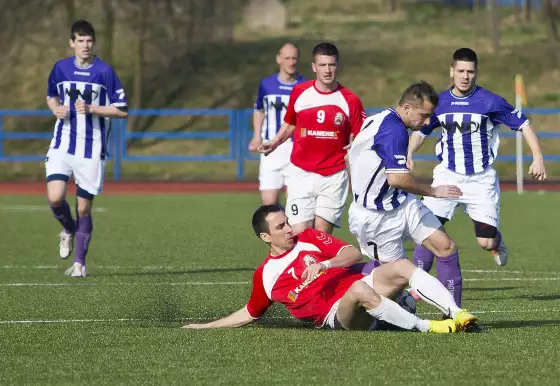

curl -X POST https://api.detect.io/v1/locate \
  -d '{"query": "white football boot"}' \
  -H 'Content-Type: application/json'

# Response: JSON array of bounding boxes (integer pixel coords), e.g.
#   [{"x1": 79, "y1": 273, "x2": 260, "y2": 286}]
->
[
  {"x1": 65, "y1": 262, "x2": 87, "y2": 278},
  {"x1": 492, "y1": 241, "x2": 508, "y2": 266},
  {"x1": 58, "y1": 231, "x2": 74, "y2": 259}
]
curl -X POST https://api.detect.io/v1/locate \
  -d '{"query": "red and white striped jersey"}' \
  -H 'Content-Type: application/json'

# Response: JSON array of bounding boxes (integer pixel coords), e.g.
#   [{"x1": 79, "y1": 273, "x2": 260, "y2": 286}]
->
[
  {"x1": 245, "y1": 229, "x2": 363, "y2": 327},
  {"x1": 284, "y1": 80, "x2": 366, "y2": 176}
]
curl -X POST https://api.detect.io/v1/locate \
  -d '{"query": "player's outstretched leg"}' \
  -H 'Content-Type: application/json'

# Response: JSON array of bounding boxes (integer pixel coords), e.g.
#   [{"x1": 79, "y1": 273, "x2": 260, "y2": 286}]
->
[
  {"x1": 47, "y1": 180, "x2": 76, "y2": 259},
  {"x1": 65, "y1": 191, "x2": 92, "y2": 278},
  {"x1": 337, "y1": 280, "x2": 457, "y2": 333}
]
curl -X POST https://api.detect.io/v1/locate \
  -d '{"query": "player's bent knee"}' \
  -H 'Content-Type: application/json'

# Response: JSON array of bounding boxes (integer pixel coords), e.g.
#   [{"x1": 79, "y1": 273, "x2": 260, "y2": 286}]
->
[
  {"x1": 476, "y1": 238, "x2": 494, "y2": 250},
  {"x1": 350, "y1": 281, "x2": 380, "y2": 308},
  {"x1": 432, "y1": 236, "x2": 457, "y2": 258}
]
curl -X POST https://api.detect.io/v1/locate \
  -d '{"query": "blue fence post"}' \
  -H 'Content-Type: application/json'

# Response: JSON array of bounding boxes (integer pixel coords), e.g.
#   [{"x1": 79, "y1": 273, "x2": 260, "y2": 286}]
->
[
  {"x1": 0, "y1": 114, "x2": 4, "y2": 158},
  {"x1": 236, "y1": 109, "x2": 244, "y2": 181},
  {"x1": 113, "y1": 119, "x2": 123, "y2": 181}
]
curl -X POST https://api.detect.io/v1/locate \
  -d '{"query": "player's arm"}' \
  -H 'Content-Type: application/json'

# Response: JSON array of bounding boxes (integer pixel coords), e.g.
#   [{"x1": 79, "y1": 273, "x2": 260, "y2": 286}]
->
[
  {"x1": 520, "y1": 123, "x2": 547, "y2": 180},
  {"x1": 87, "y1": 104, "x2": 128, "y2": 118},
  {"x1": 407, "y1": 114, "x2": 438, "y2": 170},
  {"x1": 249, "y1": 82, "x2": 266, "y2": 151},
  {"x1": 492, "y1": 98, "x2": 546, "y2": 180},
  {"x1": 46, "y1": 64, "x2": 68, "y2": 119},
  {"x1": 376, "y1": 126, "x2": 461, "y2": 198},
  {"x1": 77, "y1": 68, "x2": 129, "y2": 118},
  {"x1": 301, "y1": 230, "x2": 363, "y2": 279},
  {"x1": 183, "y1": 306, "x2": 255, "y2": 329}
]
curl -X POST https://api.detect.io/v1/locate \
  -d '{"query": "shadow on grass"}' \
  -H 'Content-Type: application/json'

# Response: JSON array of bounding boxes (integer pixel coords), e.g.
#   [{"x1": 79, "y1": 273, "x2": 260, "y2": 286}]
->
[
  {"x1": 97, "y1": 267, "x2": 255, "y2": 277},
  {"x1": 483, "y1": 320, "x2": 560, "y2": 329}
]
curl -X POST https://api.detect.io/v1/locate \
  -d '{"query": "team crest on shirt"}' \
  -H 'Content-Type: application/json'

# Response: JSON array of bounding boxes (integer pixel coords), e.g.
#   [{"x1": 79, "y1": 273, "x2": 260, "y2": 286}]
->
[
  {"x1": 303, "y1": 255, "x2": 317, "y2": 266},
  {"x1": 333, "y1": 112, "x2": 345, "y2": 126}
]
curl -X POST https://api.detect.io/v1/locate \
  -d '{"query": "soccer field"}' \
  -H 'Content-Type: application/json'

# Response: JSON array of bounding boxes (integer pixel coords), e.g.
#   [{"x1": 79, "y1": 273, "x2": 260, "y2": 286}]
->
[{"x1": 1, "y1": 192, "x2": 560, "y2": 385}]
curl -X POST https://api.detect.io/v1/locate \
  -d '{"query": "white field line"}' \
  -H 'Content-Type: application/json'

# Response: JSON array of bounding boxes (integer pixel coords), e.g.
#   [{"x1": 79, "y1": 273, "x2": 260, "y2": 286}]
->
[
  {"x1": 0, "y1": 205, "x2": 107, "y2": 213},
  {"x1": 1, "y1": 277, "x2": 560, "y2": 288},
  {"x1": 1, "y1": 309, "x2": 560, "y2": 325},
  {"x1": 2, "y1": 265, "x2": 559, "y2": 276}
]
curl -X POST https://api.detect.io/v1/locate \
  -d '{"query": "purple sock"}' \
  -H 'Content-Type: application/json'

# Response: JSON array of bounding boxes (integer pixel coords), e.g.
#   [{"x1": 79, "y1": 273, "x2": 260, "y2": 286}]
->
[
  {"x1": 413, "y1": 245, "x2": 435, "y2": 273},
  {"x1": 74, "y1": 215, "x2": 93, "y2": 265},
  {"x1": 348, "y1": 260, "x2": 381, "y2": 275},
  {"x1": 494, "y1": 231, "x2": 502, "y2": 249},
  {"x1": 435, "y1": 251, "x2": 462, "y2": 307},
  {"x1": 50, "y1": 200, "x2": 76, "y2": 234}
]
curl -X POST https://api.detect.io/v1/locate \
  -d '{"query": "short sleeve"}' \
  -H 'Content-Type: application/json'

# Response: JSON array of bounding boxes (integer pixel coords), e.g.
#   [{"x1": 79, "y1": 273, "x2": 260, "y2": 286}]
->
[
  {"x1": 283, "y1": 87, "x2": 299, "y2": 126},
  {"x1": 254, "y1": 81, "x2": 265, "y2": 110},
  {"x1": 374, "y1": 123, "x2": 409, "y2": 173},
  {"x1": 418, "y1": 113, "x2": 440, "y2": 137},
  {"x1": 350, "y1": 97, "x2": 367, "y2": 136},
  {"x1": 245, "y1": 265, "x2": 273, "y2": 319},
  {"x1": 105, "y1": 67, "x2": 127, "y2": 108},
  {"x1": 47, "y1": 65, "x2": 59, "y2": 98},
  {"x1": 299, "y1": 229, "x2": 351, "y2": 257},
  {"x1": 490, "y1": 97, "x2": 529, "y2": 131}
]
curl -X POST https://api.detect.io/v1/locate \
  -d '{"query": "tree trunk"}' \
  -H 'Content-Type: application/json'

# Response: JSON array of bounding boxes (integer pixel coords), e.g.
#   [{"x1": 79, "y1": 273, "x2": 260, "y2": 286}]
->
[
  {"x1": 130, "y1": 0, "x2": 147, "y2": 130},
  {"x1": 523, "y1": 0, "x2": 532, "y2": 23}
]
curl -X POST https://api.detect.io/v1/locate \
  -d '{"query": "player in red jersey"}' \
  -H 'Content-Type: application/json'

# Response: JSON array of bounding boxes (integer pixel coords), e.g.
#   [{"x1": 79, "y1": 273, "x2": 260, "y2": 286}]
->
[
  {"x1": 258, "y1": 43, "x2": 366, "y2": 235},
  {"x1": 183, "y1": 205, "x2": 478, "y2": 333}
]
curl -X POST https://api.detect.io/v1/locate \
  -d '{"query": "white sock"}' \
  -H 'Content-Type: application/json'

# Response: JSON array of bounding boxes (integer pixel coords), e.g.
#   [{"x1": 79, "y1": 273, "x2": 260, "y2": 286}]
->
[
  {"x1": 409, "y1": 268, "x2": 462, "y2": 318},
  {"x1": 367, "y1": 296, "x2": 429, "y2": 332}
]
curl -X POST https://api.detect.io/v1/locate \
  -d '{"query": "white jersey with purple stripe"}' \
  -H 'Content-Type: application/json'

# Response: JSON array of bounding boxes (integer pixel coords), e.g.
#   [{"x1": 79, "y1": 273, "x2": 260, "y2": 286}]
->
[
  {"x1": 419, "y1": 86, "x2": 529, "y2": 175},
  {"x1": 47, "y1": 56, "x2": 127, "y2": 160},
  {"x1": 254, "y1": 73, "x2": 306, "y2": 141},
  {"x1": 348, "y1": 109, "x2": 409, "y2": 212}
]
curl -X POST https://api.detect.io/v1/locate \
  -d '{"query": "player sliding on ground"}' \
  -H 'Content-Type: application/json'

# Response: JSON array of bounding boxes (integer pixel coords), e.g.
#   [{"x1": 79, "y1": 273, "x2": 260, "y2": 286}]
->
[{"x1": 183, "y1": 205, "x2": 478, "y2": 333}]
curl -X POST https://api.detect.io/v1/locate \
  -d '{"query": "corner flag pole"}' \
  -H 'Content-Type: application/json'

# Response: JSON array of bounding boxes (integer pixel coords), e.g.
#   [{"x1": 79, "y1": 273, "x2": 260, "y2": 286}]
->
[{"x1": 515, "y1": 74, "x2": 526, "y2": 195}]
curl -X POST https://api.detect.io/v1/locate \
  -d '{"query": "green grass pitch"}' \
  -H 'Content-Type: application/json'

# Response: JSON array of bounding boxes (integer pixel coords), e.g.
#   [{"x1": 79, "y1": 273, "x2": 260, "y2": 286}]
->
[{"x1": 1, "y1": 192, "x2": 560, "y2": 385}]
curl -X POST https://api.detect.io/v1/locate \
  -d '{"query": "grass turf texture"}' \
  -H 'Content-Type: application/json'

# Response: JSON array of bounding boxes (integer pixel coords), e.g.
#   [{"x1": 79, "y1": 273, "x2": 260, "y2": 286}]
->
[{"x1": 1, "y1": 192, "x2": 560, "y2": 385}]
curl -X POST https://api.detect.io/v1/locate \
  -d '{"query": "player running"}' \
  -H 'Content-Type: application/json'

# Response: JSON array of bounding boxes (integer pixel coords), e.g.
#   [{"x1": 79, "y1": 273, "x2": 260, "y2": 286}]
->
[
  {"x1": 45, "y1": 20, "x2": 128, "y2": 277},
  {"x1": 248, "y1": 42, "x2": 306, "y2": 205},
  {"x1": 347, "y1": 81, "x2": 470, "y2": 309},
  {"x1": 408, "y1": 48, "x2": 547, "y2": 304},
  {"x1": 183, "y1": 205, "x2": 478, "y2": 333},
  {"x1": 259, "y1": 43, "x2": 365, "y2": 235}
]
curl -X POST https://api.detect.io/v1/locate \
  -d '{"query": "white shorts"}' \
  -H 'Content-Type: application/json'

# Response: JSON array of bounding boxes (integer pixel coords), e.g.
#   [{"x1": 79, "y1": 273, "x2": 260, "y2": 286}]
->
[
  {"x1": 348, "y1": 195, "x2": 442, "y2": 263},
  {"x1": 323, "y1": 270, "x2": 376, "y2": 330},
  {"x1": 258, "y1": 141, "x2": 292, "y2": 191},
  {"x1": 422, "y1": 164, "x2": 500, "y2": 228},
  {"x1": 45, "y1": 148, "x2": 106, "y2": 196},
  {"x1": 285, "y1": 164, "x2": 349, "y2": 228}
]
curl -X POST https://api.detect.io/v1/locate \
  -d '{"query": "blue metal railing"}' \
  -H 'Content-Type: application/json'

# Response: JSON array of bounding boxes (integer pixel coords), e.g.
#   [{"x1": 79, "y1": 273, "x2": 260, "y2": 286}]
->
[{"x1": 1, "y1": 108, "x2": 559, "y2": 180}]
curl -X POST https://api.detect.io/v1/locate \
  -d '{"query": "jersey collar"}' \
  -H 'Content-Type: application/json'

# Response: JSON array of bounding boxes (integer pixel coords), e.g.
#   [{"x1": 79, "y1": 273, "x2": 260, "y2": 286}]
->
[{"x1": 449, "y1": 85, "x2": 478, "y2": 99}]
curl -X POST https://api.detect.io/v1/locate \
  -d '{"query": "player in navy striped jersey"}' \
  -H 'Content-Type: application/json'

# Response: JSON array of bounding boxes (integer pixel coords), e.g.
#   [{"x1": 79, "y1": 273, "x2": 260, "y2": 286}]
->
[
  {"x1": 408, "y1": 48, "x2": 547, "y2": 305},
  {"x1": 45, "y1": 20, "x2": 128, "y2": 277},
  {"x1": 248, "y1": 43, "x2": 306, "y2": 205},
  {"x1": 347, "y1": 82, "x2": 478, "y2": 317}
]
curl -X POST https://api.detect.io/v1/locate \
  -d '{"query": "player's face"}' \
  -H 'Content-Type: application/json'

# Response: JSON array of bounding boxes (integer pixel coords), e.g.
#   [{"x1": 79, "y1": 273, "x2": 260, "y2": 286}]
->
[
  {"x1": 312, "y1": 55, "x2": 338, "y2": 86},
  {"x1": 70, "y1": 34, "x2": 95, "y2": 61},
  {"x1": 404, "y1": 99, "x2": 435, "y2": 131},
  {"x1": 277, "y1": 45, "x2": 299, "y2": 76},
  {"x1": 261, "y1": 211, "x2": 295, "y2": 251},
  {"x1": 451, "y1": 60, "x2": 477, "y2": 95}
]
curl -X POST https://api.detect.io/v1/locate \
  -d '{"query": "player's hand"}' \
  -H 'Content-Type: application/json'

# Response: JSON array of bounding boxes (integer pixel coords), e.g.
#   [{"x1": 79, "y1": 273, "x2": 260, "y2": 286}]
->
[
  {"x1": 248, "y1": 136, "x2": 262, "y2": 152},
  {"x1": 74, "y1": 100, "x2": 92, "y2": 115},
  {"x1": 528, "y1": 159, "x2": 547, "y2": 181},
  {"x1": 182, "y1": 323, "x2": 211, "y2": 329},
  {"x1": 53, "y1": 105, "x2": 69, "y2": 119},
  {"x1": 406, "y1": 157, "x2": 414, "y2": 172},
  {"x1": 432, "y1": 185, "x2": 463, "y2": 198},
  {"x1": 301, "y1": 263, "x2": 326, "y2": 280},
  {"x1": 258, "y1": 141, "x2": 277, "y2": 156}
]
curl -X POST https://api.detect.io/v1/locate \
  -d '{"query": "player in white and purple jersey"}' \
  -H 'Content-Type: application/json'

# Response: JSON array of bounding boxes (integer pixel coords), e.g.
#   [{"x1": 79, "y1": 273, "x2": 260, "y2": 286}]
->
[
  {"x1": 408, "y1": 48, "x2": 547, "y2": 305},
  {"x1": 248, "y1": 43, "x2": 306, "y2": 205},
  {"x1": 347, "y1": 82, "x2": 480, "y2": 320},
  {"x1": 45, "y1": 20, "x2": 128, "y2": 277}
]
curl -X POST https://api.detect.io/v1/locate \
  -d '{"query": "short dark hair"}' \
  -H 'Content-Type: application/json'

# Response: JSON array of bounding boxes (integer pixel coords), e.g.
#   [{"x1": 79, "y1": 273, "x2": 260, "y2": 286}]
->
[
  {"x1": 398, "y1": 81, "x2": 439, "y2": 108},
  {"x1": 252, "y1": 204, "x2": 284, "y2": 237},
  {"x1": 71, "y1": 20, "x2": 95, "y2": 41},
  {"x1": 312, "y1": 42, "x2": 339, "y2": 62},
  {"x1": 452, "y1": 48, "x2": 477, "y2": 67}
]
